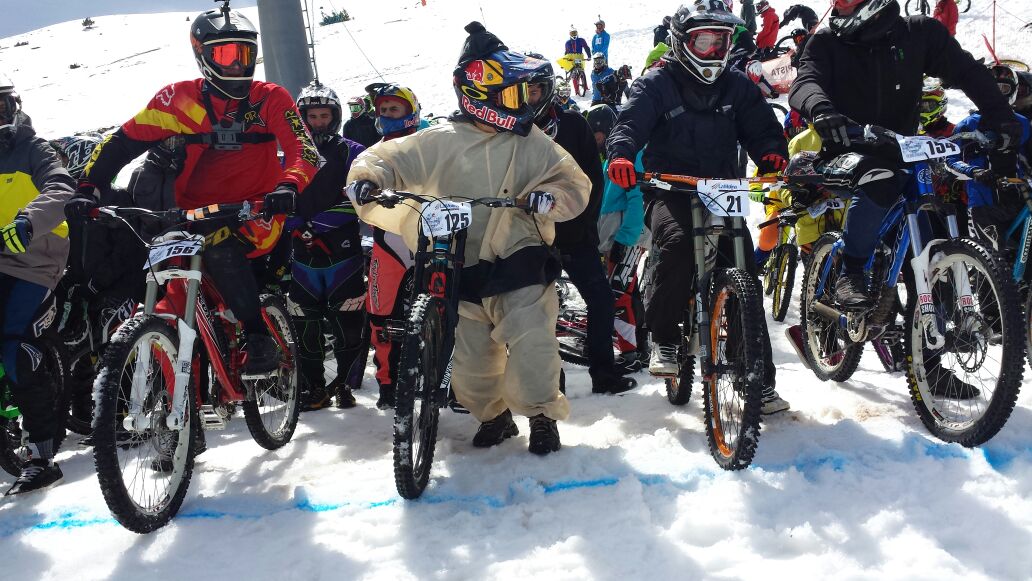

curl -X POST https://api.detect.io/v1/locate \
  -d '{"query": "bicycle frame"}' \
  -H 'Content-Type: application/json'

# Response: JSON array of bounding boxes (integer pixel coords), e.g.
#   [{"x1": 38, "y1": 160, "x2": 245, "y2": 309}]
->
[
  {"x1": 812, "y1": 156, "x2": 975, "y2": 349},
  {"x1": 1004, "y1": 187, "x2": 1032, "y2": 284}
]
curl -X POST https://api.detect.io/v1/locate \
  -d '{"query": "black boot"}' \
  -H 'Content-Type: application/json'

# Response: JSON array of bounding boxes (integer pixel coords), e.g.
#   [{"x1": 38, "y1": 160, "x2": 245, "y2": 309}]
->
[
  {"x1": 4, "y1": 459, "x2": 62, "y2": 496},
  {"x1": 833, "y1": 272, "x2": 872, "y2": 311},
  {"x1": 376, "y1": 383, "x2": 395, "y2": 410},
  {"x1": 591, "y1": 371, "x2": 638, "y2": 394},
  {"x1": 528, "y1": 414, "x2": 561, "y2": 455},
  {"x1": 302, "y1": 385, "x2": 332, "y2": 412},
  {"x1": 243, "y1": 331, "x2": 280, "y2": 374},
  {"x1": 927, "y1": 367, "x2": 980, "y2": 400},
  {"x1": 472, "y1": 409, "x2": 518, "y2": 448},
  {"x1": 330, "y1": 377, "x2": 357, "y2": 409}
]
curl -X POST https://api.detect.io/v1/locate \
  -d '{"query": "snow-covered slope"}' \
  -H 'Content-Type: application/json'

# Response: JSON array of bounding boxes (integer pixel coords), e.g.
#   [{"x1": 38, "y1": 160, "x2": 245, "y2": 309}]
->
[{"x1": 2, "y1": 1, "x2": 1032, "y2": 580}]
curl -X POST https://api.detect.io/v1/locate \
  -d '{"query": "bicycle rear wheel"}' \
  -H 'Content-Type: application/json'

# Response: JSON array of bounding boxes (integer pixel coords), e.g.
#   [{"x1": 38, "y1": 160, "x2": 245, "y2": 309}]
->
[
  {"x1": 242, "y1": 294, "x2": 301, "y2": 450},
  {"x1": 92, "y1": 315, "x2": 195, "y2": 533},
  {"x1": 394, "y1": 293, "x2": 444, "y2": 499},
  {"x1": 771, "y1": 244, "x2": 798, "y2": 322},
  {"x1": 703, "y1": 269, "x2": 764, "y2": 470},
  {"x1": 665, "y1": 338, "x2": 696, "y2": 406},
  {"x1": 905, "y1": 239, "x2": 1023, "y2": 446},
  {"x1": 800, "y1": 232, "x2": 864, "y2": 381}
]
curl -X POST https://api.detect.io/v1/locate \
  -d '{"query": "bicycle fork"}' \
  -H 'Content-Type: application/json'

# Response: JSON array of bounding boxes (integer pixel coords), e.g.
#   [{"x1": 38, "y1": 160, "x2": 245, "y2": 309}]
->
[
  {"x1": 906, "y1": 212, "x2": 973, "y2": 351},
  {"x1": 124, "y1": 254, "x2": 202, "y2": 433}
]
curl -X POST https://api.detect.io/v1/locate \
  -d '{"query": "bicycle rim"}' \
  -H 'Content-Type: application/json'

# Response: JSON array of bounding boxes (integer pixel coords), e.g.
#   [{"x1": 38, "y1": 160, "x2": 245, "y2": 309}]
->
[{"x1": 242, "y1": 297, "x2": 300, "y2": 449}]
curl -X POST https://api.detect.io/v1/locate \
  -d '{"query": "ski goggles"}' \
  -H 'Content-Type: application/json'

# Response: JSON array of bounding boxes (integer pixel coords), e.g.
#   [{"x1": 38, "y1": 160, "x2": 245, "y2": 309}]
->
[
  {"x1": 492, "y1": 82, "x2": 530, "y2": 111},
  {"x1": 206, "y1": 41, "x2": 257, "y2": 70},
  {"x1": 683, "y1": 28, "x2": 732, "y2": 61},
  {"x1": 918, "y1": 97, "x2": 944, "y2": 114},
  {"x1": 833, "y1": 0, "x2": 867, "y2": 16},
  {"x1": 348, "y1": 102, "x2": 365, "y2": 114}
]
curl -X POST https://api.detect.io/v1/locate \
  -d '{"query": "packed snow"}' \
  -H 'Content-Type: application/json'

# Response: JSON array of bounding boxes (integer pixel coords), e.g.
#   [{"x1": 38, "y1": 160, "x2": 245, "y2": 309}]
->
[{"x1": 2, "y1": 0, "x2": 1032, "y2": 579}]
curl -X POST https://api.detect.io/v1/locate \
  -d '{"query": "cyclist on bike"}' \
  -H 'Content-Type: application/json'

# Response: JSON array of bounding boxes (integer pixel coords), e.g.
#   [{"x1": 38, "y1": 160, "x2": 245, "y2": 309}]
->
[
  {"x1": 606, "y1": 2, "x2": 791, "y2": 414},
  {"x1": 590, "y1": 53, "x2": 617, "y2": 105},
  {"x1": 555, "y1": 79, "x2": 581, "y2": 112},
  {"x1": 347, "y1": 22, "x2": 590, "y2": 455},
  {"x1": 66, "y1": 3, "x2": 318, "y2": 376},
  {"x1": 788, "y1": 0, "x2": 1021, "y2": 312},
  {"x1": 290, "y1": 81, "x2": 368, "y2": 411},
  {"x1": 366, "y1": 83, "x2": 423, "y2": 410},
  {"x1": 525, "y1": 55, "x2": 636, "y2": 394},
  {"x1": 565, "y1": 26, "x2": 592, "y2": 61},
  {"x1": 0, "y1": 72, "x2": 75, "y2": 495}
]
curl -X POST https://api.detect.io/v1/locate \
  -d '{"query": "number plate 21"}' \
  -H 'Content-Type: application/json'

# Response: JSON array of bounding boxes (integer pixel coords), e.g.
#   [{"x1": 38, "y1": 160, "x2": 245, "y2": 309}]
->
[{"x1": 697, "y1": 179, "x2": 751, "y2": 217}]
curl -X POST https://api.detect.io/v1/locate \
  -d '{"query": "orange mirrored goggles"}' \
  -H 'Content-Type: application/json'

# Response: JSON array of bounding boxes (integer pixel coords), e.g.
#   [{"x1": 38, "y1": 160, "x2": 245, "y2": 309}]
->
[
  {"x1": 208, "y1": 42, "x2": 256, "y2": 69},
  {"x1": 492, "y1": 82, "x2": 529, "y2": 110}
]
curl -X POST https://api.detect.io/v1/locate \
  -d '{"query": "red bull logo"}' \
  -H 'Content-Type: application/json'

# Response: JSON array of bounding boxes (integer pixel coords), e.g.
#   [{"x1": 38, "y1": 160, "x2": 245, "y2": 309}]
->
[
  {"x1": 461, "y1": 95, "x2": 517, "y2": 130},
  {"x1": 465, "y1": 61, "x2": 485, "y2": 83}
]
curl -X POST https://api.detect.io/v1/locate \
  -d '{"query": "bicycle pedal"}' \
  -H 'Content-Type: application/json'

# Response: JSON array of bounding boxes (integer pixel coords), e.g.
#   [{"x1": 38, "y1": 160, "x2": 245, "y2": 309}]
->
[
  {"x1": 199, "y1": 405, "x2": 227, "y2": 430},
  {"x1": 240, "y1": 370, "x2": 277, "y2": 381}
]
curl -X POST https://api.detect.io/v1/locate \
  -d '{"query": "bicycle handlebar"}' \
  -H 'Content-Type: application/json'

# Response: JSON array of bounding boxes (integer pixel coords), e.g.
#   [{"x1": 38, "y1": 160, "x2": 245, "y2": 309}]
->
[{"x1": 359, "y1": 189, "x2": 528, "y2": 211}]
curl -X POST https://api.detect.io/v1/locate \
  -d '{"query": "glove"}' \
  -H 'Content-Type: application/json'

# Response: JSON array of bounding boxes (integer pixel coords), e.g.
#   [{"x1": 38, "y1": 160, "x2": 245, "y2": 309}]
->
[
  {"x1": 990, "y1": 117, "x2": 1025, "y2": 151},
  {"x1": 1, "y1": 216, "x2": 32, "y2": 254},
  {"x1": 64, "y1": 183, "x2": 100, "y2": 222},
  {"x1": 525, "y1": 191, "x2": 555, "y2": 214},
  {"x1": 757, "y1": 152, "x2": 787, "y2": 175},
  {"x1": 346, "y1": 180, "x2": 380, "y2": 206},
  {"x1": 971, "y1": 167, "x2": 995, "y2": 185},
  {"x1": 812, "y1": 111, "x2": 852, "y2": 147},
  {"x1": 748, "y1": 184, "x2": 766, "y2": 203},
  {"x1": 608, "y1": 241, "x2": 628, "y2": 265},
  {"x1": 262, "y1": 183, "x2": 297, "y2": 219},
  {"x1": 608, "y1": 157, "x2": 637, "y2": 189}
]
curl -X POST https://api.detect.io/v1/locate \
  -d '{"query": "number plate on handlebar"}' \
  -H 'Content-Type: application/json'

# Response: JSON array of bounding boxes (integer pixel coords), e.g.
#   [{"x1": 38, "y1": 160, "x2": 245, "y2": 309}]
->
[
  {"x1": 145, "y1": 239, "x2": 203, "y2": 269},
  {"x1": 895, "y1": 135, "x2": 960, "y2": 162},
  {"x1": 697, "y1": 180, "x2": 751, "y2": 217},
  {"x1": 419, "y1": 200, "x2": 473, "y2": 237},
  {"x1": 806, "y1": 197, "x2": 846, "y2": 219}
]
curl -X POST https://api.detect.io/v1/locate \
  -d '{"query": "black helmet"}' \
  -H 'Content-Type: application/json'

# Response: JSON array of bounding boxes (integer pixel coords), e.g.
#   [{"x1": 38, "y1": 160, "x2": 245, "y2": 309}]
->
[
  {"x1": 296, "y1": 82, "x2": 343, "y2": 145},
  {"x1": 829, "y1": 0, "x2": 898, "y2": 40},
  {"x1": 584, "y1": 103, "x2": 618, "y2": 137},
  {"x1": 190, "y1": 2, "x2": 259, "y2": 100},
  {"x1": 669, "y1": 2, "x2": 745, "y2": 84},
  {"x1": 0, "y1": 72, "x2": 20, "y2": 126},
  {"x1": 524, "y1": 52, "x2": 557, "y2": 124}
]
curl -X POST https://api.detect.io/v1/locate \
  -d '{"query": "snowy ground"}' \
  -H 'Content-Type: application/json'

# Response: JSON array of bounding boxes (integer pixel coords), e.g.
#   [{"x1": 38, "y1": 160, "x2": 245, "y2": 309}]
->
[{"x1": 3, "y1": 0, "x2": 1032, "y2": 579}]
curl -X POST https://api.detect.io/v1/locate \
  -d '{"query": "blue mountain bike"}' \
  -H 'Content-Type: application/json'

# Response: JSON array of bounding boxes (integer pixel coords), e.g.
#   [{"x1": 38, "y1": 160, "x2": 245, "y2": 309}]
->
[{"x1": 797, "y1": 125, "x2": 1024, "y2": 446}]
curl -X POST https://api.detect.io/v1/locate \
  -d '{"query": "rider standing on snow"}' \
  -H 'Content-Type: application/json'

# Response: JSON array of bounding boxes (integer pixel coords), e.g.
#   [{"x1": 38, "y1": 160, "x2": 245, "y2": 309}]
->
[
  {"x1": 788, "y1": 0, "x2": 1020, "y2": 312},
  {"x1": 606, "y1": 2, "x2": 791, "y2": 414},
  {"x1": 67, "y1": 2, "x2": 318, "y2": 375}
]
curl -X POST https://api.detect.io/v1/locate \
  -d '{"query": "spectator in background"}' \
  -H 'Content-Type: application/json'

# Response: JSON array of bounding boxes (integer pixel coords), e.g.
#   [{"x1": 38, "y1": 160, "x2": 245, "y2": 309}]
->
[
  {"x1": 740, "y1": 0, "x2": 757, "y2": 34},
  {"x1": 756, "y1": 0, "x2": 780, "y2": 51},
  {"x1": 780, "y1": 4, "x2": 819, "y2": 33},
  {"x1": 592, "y1": 18, "x2": 610, "y2": 61},
  {"x1": 933, "y1": 0, "x2": 958, "y2": 36},
  {"x1": 653, "y1": 15, "x2": 671, "y2": 47},
  {"x1": 342, "y1": 95, "x2": 380, "y2": 148}
]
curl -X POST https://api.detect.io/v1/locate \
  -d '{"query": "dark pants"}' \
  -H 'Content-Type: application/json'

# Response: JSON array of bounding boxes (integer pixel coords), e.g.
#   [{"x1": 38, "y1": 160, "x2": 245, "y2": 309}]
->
[
  {"x1": 1, "y1": 275, "x2": 58, "y2": 443},
  {"x1": 560, "y1": 244, "x2": 616, "y2": 378}
]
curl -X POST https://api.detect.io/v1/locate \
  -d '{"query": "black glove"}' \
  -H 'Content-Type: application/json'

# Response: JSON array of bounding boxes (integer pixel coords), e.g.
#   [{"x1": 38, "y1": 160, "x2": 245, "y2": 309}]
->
[
  {"x1": 971, "y1": 167, "x2": 996, "y2": 185},
  {"x1": 524, "y1": 191, "x2": 556, "y2": 214},
  {"x1": 347, "y1": 180, "x2": 380, "y2": 206},
  {"x1": 64, "y1": 183, "x2": 100, "y2": 222},
  {"x1": 608, "y1": 241, "x2": 628, "y2": 265},
  {"x1": 990, "y1": 117, "x2": 1025, "y2": 151},
  {"x1": 262, "y1": 183, "x2": 297, "y2": 219},
  {"x1": 812, "y1": 110, "x2": 852, "y2": 148}
]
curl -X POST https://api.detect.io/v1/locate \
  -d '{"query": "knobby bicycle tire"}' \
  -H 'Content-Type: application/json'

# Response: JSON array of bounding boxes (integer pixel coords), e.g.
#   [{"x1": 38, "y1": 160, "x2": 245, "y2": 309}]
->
[
  {"x1": 771, "y1": 244, "x2": 798, "y2": 322},
  {"x1": 242, "y1": 294, "x2": 301, "y2": 450},
  {"x1": 800, "y1": 232, "x2": 864, "y2": 381}
]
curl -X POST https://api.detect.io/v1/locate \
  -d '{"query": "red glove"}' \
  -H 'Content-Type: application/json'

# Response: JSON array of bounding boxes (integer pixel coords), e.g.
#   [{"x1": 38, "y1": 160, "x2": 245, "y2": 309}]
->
[
  {"x1": 757, "y1": 153, "x2": 787, "y2": 175},
  {"x1": 608, "y1": 157, "x2": 637, "y2": 189}
]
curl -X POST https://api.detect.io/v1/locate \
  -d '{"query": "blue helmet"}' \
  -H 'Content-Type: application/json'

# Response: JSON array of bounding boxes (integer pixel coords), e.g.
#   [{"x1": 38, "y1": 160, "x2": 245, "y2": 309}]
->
[{"x1": 454, "y1": 49, "x2": 549, "y2": 137}]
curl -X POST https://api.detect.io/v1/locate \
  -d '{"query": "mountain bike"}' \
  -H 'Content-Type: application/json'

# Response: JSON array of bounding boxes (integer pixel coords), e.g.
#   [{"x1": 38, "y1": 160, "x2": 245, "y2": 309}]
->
[
  {"x1": 797, "y1": 125, "x2": 1023, "y2": 446},
  {"x1": 637, "y1": 172, "x2": 778, "y2": 470},
  {"x1": 358, "y1": 190, "x2": 526, "y2": 499},
  {"x1": 567, "y1": 58, "x2": 588, "y2": 98},
  {"x1": 905, "y1": 0, "x2": 970, "y2": 15},
  {"x1": 760, "y1": 194, "x2": 846, "y2": 322},
  {"x1": 88, "y1": 202, "x2": 300, "y2": 533}
]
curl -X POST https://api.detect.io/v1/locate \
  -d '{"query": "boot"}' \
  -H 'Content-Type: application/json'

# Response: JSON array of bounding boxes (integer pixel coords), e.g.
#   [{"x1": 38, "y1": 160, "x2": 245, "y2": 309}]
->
[
  {"x1": 591, "y1": 371, "x2": 638, "y2": 395},
  {"x1": 243, "y1": 331, "x2": 280, "y2": 375},
  {"x1": 329, "y1": 377, "x2": 357, "y2": 409},
  {"x1": 927, "y1": 367, "x2": 980, "y2": 400},
  {"x1": 528, "y1": 414, "x2": 561, "y2": 455},
  {"x1": 302, "y1": 385, "x2": 332, "y2": 412},
  {"x1": 472, "y1": 409, "x2": 518, "y2": 448},
  {"x1": 4, "y1": 459, "x2": 62, "y2": 496},
  {"x1": 648, "y1": 342, "x2": 679, "y2": 376},
  {"x1": 376, "y1": 383, "x2": 395, "y2": 410},
  {"x1": 833, "y1": 273, "x2": 873, "y2": 311}
]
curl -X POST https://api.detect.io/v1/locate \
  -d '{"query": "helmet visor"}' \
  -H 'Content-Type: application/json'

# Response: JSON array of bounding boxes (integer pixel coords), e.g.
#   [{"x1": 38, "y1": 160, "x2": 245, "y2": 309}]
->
[
  {"x1": 917, "y1": 98, "x2": 941, "y2": 114},
  {"x1": 348, "y1": 102, "x2": 365, "y2": 114},
  {"x1": 684, "y1": 29, "x2": 732, "y2": 61},
  {"x1": 493, "y1": 82, "x2": 530, "y2": 111},
  {"x1": 207, "y1": 42, "x2": 256, "y2": 72}
]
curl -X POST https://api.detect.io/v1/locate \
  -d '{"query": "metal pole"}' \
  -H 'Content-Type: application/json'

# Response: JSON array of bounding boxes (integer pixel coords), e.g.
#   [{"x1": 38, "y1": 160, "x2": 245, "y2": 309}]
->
[{"x1": 256, "y1": 0, "x2": 314, "y2": 98}]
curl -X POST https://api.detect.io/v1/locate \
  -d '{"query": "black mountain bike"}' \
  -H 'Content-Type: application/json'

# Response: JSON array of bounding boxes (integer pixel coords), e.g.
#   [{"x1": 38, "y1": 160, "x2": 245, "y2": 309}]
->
[
  {"x1": 358, "y1": 190, "x2": 526, "y2": 498},
  {"x1": 638, "y1": 172, "x2": 778, "y2": 470}
]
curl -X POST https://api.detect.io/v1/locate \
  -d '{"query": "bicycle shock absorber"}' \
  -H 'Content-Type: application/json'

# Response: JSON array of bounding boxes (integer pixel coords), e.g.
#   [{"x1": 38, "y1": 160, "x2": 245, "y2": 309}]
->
[{"x1": 432, "y1": 239, "x2": 450, "y2": 265}]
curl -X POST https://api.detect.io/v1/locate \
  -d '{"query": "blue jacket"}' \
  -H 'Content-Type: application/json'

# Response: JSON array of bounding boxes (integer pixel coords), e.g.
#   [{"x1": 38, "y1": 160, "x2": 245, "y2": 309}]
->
[
  {"x1": 953, "y1": 112, "x2": 1030, "y2": 208},
  {"x1": 591, "y1": 66, "x2": 616, "y2": 102},
  {"x1": 600, "y1": 150, "x2": 645, "y2": 247},
  {"x1": 592, "y1": 31, "x2": 610, "y2": 60},
  {"x1": 565, "y1": 37, "x2": 591, "y2": 58},
  {"x1": 607, "y1": 59, "x2": 787, "y2": 179}
]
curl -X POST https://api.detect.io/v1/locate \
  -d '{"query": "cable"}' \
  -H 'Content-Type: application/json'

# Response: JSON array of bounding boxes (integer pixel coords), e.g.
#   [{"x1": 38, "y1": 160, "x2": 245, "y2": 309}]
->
[{"x1": 341, "y1": 20, "x2": 386, "y2": 82}]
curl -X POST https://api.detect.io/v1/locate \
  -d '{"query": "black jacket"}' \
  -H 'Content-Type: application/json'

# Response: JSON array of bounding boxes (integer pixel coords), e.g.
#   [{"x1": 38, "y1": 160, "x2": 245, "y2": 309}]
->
[
  {"x1": 549, "y1": 107, "x2": 604, "y2": 249},
  {"x1": 342, "y1": 114, "x2": 380, "y2": 149},
  {"x1": 781, "y1": 5, "x2": 819, "y2": 31},
  {"x1": 607, "y1": 60, "x2": 787, "y2": 179},
  {"x1": 789, "y1": 15, "x2": 1014, "y2": 135},
  {"x1": 653, "y1": 24, "x2": 669, "y2": 47}
]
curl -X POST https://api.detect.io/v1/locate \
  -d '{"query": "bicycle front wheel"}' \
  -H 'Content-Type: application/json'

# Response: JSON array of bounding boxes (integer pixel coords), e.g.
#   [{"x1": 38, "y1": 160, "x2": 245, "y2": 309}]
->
[
  {"x1": 394, "y1": 293, "x2": 444, "y2": 499},
  {"x1": 905, "y1": 239, "x2": 1024, "y2": 446},
  {"x1": 771, "y1": 244, "x2": 798, "y2": 322},
  {"x1": 800, "y1": 232, "x2": 864, "y2": 381},
  {"x1": 242, "y1": 294, "x2": 301, "y2": 450},
  {"x1": 703, "y1": 269, "x2": 764, "y2": 470},
  {"x1": 575, "y1": 70, "x2": 587, "y2": 97},
  {"x1": 92, "y1": 315, "x2": 195, "y2": 533}
]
